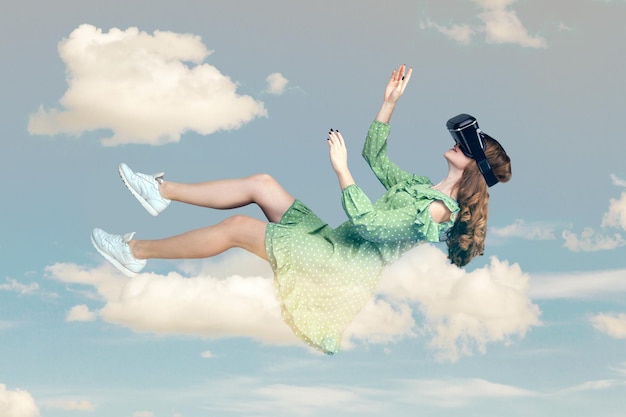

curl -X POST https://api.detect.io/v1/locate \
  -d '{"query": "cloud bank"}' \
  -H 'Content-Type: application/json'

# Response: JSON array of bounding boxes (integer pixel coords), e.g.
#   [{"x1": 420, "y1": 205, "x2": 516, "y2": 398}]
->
[
  {"x1": 47, "y1": 244, "x2": 539, "y2": 361},
  {"x1": 0, "y1": 385, "x2": 39, "y2": 417},
  {"x1": 421, "y1": 0, "x2": 547, "y2": 48},
  {"x1": 28, "y1": 24, "x2": 268, "y2": 146}
]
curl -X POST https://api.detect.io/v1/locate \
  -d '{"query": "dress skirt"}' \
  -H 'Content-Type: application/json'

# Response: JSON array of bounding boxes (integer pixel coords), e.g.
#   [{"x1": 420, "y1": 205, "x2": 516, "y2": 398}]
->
[{"x1": 265, "y1": 200, "x2": 383, "y2": 354}]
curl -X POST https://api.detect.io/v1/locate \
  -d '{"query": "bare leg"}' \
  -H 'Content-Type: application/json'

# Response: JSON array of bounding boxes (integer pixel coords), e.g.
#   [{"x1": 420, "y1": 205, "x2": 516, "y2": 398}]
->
[
  {"x1": 159, "y1": 173, "x2": 295, "y2": 223},
  {"x1": 130, "y1": 215, "x2": 269, "y2": 261}
]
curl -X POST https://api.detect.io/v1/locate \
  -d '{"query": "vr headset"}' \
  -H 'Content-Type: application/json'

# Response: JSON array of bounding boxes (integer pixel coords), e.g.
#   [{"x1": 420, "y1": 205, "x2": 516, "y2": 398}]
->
[{"x1": 446, "y1": 114, "x2": 499, "y2": 187}]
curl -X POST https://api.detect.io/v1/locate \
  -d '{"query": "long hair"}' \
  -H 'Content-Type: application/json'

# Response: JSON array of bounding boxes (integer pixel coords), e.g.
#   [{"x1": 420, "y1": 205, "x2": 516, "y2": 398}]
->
[{"x1": 446, "y1": 134, "x2": 511, "y2": 267}]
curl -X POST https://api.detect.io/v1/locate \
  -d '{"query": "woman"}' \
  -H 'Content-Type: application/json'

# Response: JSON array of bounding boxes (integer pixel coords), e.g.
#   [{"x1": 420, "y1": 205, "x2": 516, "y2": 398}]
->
[{"x1": 91, "y1": 64, "x2": 511, "y2": 354}]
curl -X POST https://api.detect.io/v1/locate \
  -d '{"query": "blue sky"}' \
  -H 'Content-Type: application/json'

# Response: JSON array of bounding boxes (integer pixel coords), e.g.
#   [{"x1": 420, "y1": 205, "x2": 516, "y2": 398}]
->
[{"x1": 2, "y1": 0, "x2": 626, "y2": 416}]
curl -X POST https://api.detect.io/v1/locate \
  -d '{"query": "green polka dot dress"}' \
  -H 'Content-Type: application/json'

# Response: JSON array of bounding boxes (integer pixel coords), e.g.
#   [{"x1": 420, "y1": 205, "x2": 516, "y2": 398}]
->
[{"x1": 265, "y1": 121, "x2": 459, "y2": 354}]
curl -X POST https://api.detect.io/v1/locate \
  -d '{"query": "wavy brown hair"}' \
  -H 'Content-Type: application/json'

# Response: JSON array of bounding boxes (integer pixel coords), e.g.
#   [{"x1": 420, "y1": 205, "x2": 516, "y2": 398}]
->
[{"x1": 446, "y1": 134, "x2": 511, "y2": 267}]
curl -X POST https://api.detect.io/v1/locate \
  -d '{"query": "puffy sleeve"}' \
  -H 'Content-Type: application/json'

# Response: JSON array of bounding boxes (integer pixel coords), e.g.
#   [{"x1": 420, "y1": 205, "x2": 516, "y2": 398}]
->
[
  {"x1": 362, "y1": 120, "x2": 430, "y2": 189},
  {"x1": 341, "y1": 184, "x2": 444, "y2": 244}
]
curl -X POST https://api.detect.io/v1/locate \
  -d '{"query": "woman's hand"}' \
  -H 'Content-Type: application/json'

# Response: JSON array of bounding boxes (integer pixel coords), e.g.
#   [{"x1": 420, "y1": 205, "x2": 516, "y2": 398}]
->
[
  {"x1": 376, "y1": 64, "x2": 412, "y2": 124},
  {"x1": 327, "y1": 129, "x2": 355, "y2": 189},
  {"x1": 383, "y1": 64, "x2": 412, "y2": 104}
]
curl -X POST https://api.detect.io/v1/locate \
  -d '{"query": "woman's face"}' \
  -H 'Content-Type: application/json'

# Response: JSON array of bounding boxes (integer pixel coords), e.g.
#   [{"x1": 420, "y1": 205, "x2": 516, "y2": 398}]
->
[{"x1": 444, "y1": 143, "x2": 473, "y2": 170}]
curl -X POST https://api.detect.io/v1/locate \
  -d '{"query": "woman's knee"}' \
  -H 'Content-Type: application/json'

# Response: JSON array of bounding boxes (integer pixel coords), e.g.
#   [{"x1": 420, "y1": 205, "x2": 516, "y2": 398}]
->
[
  {"x1": 221, "y1": 215, "x2": 268, "y2": 259},
  {"x1": 248, "y1": 173, "x2": 280, "y2": 192}
]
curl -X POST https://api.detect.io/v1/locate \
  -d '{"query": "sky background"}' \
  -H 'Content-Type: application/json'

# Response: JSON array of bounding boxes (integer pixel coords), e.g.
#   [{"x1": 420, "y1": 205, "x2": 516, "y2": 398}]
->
[{"x1": 2, "y1": 0, "x2": 626, "y2": 416}]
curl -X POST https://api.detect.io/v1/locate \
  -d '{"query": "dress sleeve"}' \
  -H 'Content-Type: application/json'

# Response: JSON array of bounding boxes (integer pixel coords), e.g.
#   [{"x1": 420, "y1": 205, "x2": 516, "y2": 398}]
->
[
  {"x1": 362, "y1": 120, "x2": 429, "y2": 189},
  {"x1": 341, "y1": 184, "x2": 440, "y2": 243}
]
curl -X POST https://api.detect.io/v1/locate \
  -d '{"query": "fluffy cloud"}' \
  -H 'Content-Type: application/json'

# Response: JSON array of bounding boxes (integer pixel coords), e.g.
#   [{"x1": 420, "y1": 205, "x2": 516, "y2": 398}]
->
[
  {"x1": 601, "y1": 175, "x2": 626, "y2": 230},
  {"x1": 28, "y1": 24, "x2": 267, "y2": 146},
  {"x1": 562, "y1": 228, "x2": 625, "y2": 252},
  {"x1": 591, "y1": 313, "x2": 626, "y2": 339},
  {"x1": 563, "y1": 175, "x2": 626, "y2": 252},
  {"x1": 421, "y1": 0, "x2": 547, "y2": 48},
  {"x1": 46, "y1": 245, "x2": 539, "y2": 361},
  {"x1": 46, "y1": 262, "x2": 298, "y2": 346},
  {"x1": 265, "y1": 73, "x2": 289, "y2": 95},
  {"x1": 66, "y1": 304, "x2": 97, "y2": 322},
  {"x1": 374, "y1": 245, "x2": 541, "y2": 361},
  {"x1": 0, "y1": 385, "x2": 39, "y2": 417},
  {"x1": 490, "y1": 219, "x2": 556, "y2": 240}
]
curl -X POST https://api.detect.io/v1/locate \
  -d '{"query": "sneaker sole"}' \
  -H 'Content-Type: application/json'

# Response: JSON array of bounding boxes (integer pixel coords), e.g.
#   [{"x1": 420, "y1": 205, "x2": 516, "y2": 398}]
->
[
  {"x1": 118, "y1": 165, "x2": 160, "y2": 217},
  {"x1": 90, "y1": 234, "x2": 138, "y2": 277}
]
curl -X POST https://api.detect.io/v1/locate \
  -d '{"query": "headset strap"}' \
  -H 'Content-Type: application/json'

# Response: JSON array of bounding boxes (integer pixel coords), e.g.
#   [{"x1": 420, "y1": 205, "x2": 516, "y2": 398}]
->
[{"x1": 467, "y1": 134, "x2": 499, "y2": 187}]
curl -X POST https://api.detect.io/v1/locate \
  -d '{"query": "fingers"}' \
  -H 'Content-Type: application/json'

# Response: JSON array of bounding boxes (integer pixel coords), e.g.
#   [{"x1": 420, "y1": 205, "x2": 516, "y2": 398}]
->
[
  {"x1": 327, "y1": 129, "x2": 344, "y2": 146},
  {"x1": 403, "y1": 66, "x2": 413, "y2": 84},
  {"x1": 396, "y1": 64, "x2": 412, "y2": 84}
]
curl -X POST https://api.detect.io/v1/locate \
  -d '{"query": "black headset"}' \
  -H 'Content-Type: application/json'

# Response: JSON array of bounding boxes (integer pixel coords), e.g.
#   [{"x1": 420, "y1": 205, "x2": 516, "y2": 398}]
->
[{"x1": 446, "y1": 114, "x2": 499, "y2": 187}]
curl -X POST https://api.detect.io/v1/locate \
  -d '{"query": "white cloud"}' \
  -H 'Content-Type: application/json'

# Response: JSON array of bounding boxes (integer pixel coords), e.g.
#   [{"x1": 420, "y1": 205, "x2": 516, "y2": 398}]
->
[
  {"x1": 0, "y1": 384, "x2": 40, "y2": 417},
  {"x1": 400, "y1": 378, "x2": 535, "y2": 407},
  {"x1": 601, "y1": 193, "x2": 626, "y2": 230},
  {"x1": 66, "y1": 304, "x2": 97, "y2": 322},
  {"x1": 265, "y1": 73, "x2": 289, "y2": 95},
  {"x1": 205, "y1": 377, "x2": 535, "y2": 413},
  {"x1": 591, "y1": 313, "x2": 626, "y2": 339},
  {"x1": 563, "y1": 175, "x2": 626, "y2": 251},
  {"x1": 557, "y1": 22, "x2": 573, "y2": 32},
  {"x1": 46, "y1": 244, "x2": 539, "y2": 361},
  {"x1": 490, "y1": 219, "x2": 556, "y2": 240},
  {"x1": 420, "y1": 0, "x2": 547, "y2": 48},
  {"x1": 0, "y1": 278, "x2": 39, "y2": 295},
  {"x1": 372, "y1": 245, "x2": 541, "y2": 362},
  {"x1": 256, "y1": 384, "x2": 379, "y2": 414},
  {"x1": 420, "y1": 19, "x2": 474, "y2": 45},
  {"x1": 562, "y1": 228, "x2": 625, "y2": 252},
  {"x1": 45, "y1": 262, "x2": 298, "y2": 346},
  {"x1": 28, "y1": 24, "x2": 267, "y2": 146},
  {"x1": 530, "y1": 268, "x2": 626, "y2": 300},
  {"x1": 132, "y1": 412, "x2": 154, "y2": 417},
  {"x1": 44, "y1": 399, "x2": 95, "y2": 411},
  {"x1": 343, "y1": 299, "x2": 416, "y2": 348},
  {"x1": 478, "y1": 8, "x2": 547, "y2": 48},
  {"x1": 609, "y1": 362, "x2": 626, "y2": 377},
  {"x1": 611, "y1": 174, "x2": 626, "y2": 188},
  {"x1": 557, "y1": 379, "x2": 626, "y2": 394},
  {"x1": 201, "y1": 350, "x2": 215, "y2": 359}
]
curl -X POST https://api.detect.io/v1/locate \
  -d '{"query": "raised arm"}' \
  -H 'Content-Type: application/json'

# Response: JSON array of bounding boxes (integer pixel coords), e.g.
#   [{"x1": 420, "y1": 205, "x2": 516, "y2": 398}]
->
[{"x1": 363, "y1": 65, "x2": 423, "y2": 189}]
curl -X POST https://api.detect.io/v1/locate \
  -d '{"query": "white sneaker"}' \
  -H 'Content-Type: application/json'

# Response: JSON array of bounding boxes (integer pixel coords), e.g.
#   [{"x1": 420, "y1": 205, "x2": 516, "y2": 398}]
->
[
  {"x1": 119, "y1": 163, "x2": 171, "y2": 216},
  {"x1": 91, "y1": 228, "x2": 146, "y2": 277}
]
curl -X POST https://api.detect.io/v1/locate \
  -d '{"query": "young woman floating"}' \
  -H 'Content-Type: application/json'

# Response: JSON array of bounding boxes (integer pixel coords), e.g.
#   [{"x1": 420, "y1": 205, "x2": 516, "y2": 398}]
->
[{"x1": 91, "y1": 64, "x2": 512, "y2": 354}]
